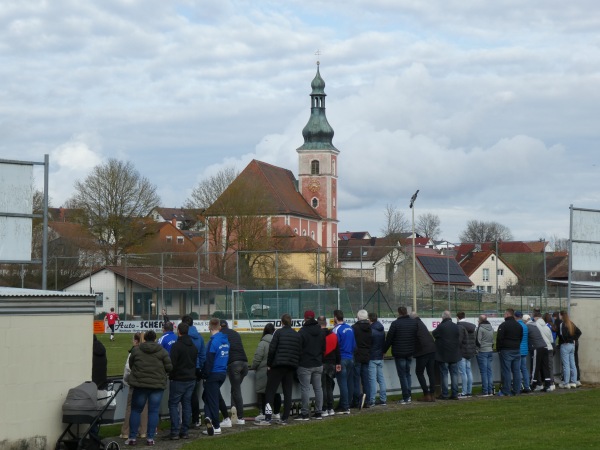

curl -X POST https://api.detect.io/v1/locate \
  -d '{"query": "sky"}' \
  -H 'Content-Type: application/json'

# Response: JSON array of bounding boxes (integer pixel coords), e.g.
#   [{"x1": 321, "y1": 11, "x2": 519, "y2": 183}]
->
[{"x1": 2, "y1": 0, "x2": 600, "y2": 243}]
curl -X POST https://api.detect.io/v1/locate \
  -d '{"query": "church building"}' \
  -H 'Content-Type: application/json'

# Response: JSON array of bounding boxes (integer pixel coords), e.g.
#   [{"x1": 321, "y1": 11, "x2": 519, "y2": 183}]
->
[{"x1": 205, "y1": 64, "x2": 339, "y2": 254}]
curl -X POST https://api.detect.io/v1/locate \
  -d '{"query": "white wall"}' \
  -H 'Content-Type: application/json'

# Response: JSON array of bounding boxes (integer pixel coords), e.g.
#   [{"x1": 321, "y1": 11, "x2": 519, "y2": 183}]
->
[{"x1": 571, "y1": 299, "x2": 600, "y2": 383}]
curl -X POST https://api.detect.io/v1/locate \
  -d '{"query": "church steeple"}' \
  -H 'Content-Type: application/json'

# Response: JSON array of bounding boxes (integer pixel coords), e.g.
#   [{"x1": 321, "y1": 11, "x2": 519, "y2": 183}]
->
[{"x1": 297, "y1": 63, "x2": 338, "y2": 152}]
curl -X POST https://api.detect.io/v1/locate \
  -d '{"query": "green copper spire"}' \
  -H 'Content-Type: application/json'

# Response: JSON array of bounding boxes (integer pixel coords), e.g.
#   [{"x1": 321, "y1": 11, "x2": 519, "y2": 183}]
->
[{"x1": 297, "y1": 63, "x2": 338, "y2": 152}]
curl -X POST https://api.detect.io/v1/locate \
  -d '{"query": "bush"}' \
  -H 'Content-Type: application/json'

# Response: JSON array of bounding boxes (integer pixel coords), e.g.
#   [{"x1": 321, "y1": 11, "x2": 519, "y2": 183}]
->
[
  {"x1": 212, "y1": 310, "x2": 226, "y2": 319},
  {"x1": 95, "y1": 311, "x2": 107, "y2": 320},
  {"x1": 191, "y1": 311, "x2": 199, "y2": 320}
]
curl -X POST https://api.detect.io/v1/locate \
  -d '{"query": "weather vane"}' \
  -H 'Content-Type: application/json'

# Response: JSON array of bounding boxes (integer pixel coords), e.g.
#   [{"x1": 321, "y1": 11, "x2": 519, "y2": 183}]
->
[{"x1": 315, "y1": 49, "x2": 321, "y2": 65}]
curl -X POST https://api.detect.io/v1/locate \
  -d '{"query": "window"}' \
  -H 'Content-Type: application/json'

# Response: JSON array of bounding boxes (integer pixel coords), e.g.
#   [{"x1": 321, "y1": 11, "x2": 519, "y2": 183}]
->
[
  {"x1": 487, "y1": 286, "x2": 493, "y2": 293},
  {"x1": 95, "y1": 292, "x2": 104, "y2": 307},
  {"x1": 302, "y1": 230, "x2": 307, "y2": 236},
  {"x1": 311, "y1": 160, "x2": 320, "y2": 175},
  {"x1": 311, "y1": 231, "x2": 315, "y2": 239},
  {"x1": 491, "y1": 255, "x2": 495, "y2": 261},
  {"x1": 347, "y1": 250, "x2": 353, "y2": 256},
  {"x1": 166, "y1": 235, "x2": 172, "y2": 243},
  {"x1": 332, "y1": 159, "x2": 336, "y2": 176},
  {"x1": 294, "y1": 228, "x2": 298, "y2": 234},
  {"x1": 482, "y1": 268, "x2": 490, "y2": 281},
  {"x1": 497, "y1": 268, "x2": 504, "y2": 276},
  {"x1": 118, "y1": 292, "x2": 124, "y2": 308},
  {"x1": 177, "y1": 236, "x2": 184, "y2": 245},
  {"x1": 476, "y1": 285, "x2": 484, "y2": 291},
  {"x1": 164, "y1": 291, "x2": 172, "y2": 306},
  {"x1": 312, "y1": 198, "x2": 319, "y2": 208}
]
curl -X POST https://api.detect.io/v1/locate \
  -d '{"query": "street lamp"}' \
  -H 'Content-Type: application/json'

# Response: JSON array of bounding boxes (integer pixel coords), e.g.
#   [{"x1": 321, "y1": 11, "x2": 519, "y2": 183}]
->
[{"x1": 409, "y1": 190, "x2": 419, "y2": 314}]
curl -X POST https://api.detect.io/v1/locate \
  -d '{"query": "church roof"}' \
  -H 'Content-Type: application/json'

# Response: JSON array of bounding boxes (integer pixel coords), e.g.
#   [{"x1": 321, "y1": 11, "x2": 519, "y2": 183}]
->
[{"x1": 205, "y1": 160, "x2": 321, "y2": 220}]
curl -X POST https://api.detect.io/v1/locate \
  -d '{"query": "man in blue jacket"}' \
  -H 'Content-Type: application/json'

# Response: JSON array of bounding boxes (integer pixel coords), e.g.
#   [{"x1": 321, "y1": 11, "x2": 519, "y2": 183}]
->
[
  {"x1": 158, "y1": 321, "x2": 177, "y2": 354},
  {"x1": 332, "y1": 309, "x2": 355, "y2": 414},
  {"x1": 201, "y1": 318, "x2": 229, "y2": 436}
]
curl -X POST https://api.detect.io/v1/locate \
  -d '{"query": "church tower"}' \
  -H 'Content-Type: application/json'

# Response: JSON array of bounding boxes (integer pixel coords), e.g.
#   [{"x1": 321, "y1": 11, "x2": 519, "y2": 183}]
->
[{"x1": 297, "y1": 63, "x2": 339, "y2": 250}]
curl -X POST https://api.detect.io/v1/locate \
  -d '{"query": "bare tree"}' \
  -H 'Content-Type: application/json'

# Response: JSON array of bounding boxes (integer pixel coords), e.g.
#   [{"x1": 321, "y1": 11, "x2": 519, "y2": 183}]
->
[
  {"x1": 70, "y1": 159, "x2": 160, "y2": 265},
  {"x1": 381, "y1": 204, "x2": 409, "y2": 239},
  {"x1": 459, "y1": 220, "x2": 513, "y2": 243},
  {"x1": 416, "y1": 212, "x2": 442, "y2": 240},
  {"x1": 185, "y1": 166, "x2": 239, "y2": 209},
  {"x1": 549, "y1": 235, "x2": 569, "y2": 253}
]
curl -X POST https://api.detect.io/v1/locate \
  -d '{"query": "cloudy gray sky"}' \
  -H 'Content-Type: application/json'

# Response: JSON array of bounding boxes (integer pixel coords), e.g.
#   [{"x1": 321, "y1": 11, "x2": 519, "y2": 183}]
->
[{"x1": 2, "y1": 0, "x2": 599, "y2": 243}]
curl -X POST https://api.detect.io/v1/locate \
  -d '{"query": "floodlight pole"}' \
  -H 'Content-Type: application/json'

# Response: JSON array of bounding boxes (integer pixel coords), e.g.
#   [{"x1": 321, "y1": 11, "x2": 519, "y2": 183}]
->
[{"x1": 410, "y1": 190, "x2": 419, "y2": 314}]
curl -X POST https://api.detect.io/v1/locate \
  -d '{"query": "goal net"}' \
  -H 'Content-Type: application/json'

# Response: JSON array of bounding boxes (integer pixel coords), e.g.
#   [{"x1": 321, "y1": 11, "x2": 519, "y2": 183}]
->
[{"x1": 231, "y1": 288, "x2": 352, "y2": 324}]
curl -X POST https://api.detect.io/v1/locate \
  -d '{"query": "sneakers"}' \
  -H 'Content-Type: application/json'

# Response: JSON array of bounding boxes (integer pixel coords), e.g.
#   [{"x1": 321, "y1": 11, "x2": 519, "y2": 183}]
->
[
  {"x1": 294, "y1": 414, "x2": 310, "y2": 421},
  {"x1": 558, "y1": 383, "x2": 571, "y2": 389},
  {"x1": 399, "y1": 397, "x2": 412, "y2": 405},
  {"x1": 193, "y1": 421, "x2": 201, "y2": 429},
  {"x1": 458, "y1": 393, "x2": 468, "y2": 398},
  {"x1": 255, "y1": 420, "x2": 272, "y2": 426},
  {"x1": 313, "y1": 412, "x2": 322, "y2": 420},
  {"x1": 378, "y1": 402, "x2": 387, "y2": 407},
  {"x1": 124, "y1": 439, "x2": 136, "y2": 446},
  {"x1": 278, "y1": 420, "x2": 288, "y2": 425},
  {"x1": 272, "y1": 413, "x2": 281, "y2": 421},
  {"x1": 321, "y1": 410, "x2": 329, "y2": 417},
  {"x1": 235, "y1": 419, "x2": 245, "y2": 425},
  {"x1": 336, "y1": 409, "x2": 350, "y2": 415},
  {"x1": 220, "y1": 418, "x2": 232, "y2": 428},
  {"x1": 202, "y1": 427, "x2": 221, "y2": 435},
  {"x1": 576, "y1": 380, "x2": 582, "y2": 387},
  {"x1": 327, "y1": 409, "x2": 335, "y2": 415},
  {"x1": 255, "y1": 414, "x2": 265, "y2": 421},
  {"x1": 204, "y1": 417, "x2": 214, "y2": 436},
  {"x1": 569, "y1": 383, "x2": 577, "y2": 389},
  {"x1": 146, "y1": 440, "x2": 154, "y2": 446},
  {"x1": 549, "y1": 384, "x2": 556, "y2": 391}
]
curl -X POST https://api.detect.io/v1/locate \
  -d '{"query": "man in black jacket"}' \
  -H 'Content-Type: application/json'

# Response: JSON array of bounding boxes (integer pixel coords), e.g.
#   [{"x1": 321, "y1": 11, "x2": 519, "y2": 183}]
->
[
  {"x1": 384, "y1": 306, "x2": 417, "y2": 404},
  {"x1": 410, "y1": 312, "x2": 436, "y2": 402},
  {"x1": 368, "y1": 312, "x2": 387, "y2": 407},
  {"x1": 432, "y1": 311, "x2": 461, "y2": 400},
  {"x1": 352, "y1": 309, "x2": 372, "y2": 408},
  {"x1": 296, "y1": 310, "x2": 325, "y2": 420},
  {"x1": 496, "y1": 308, "x2": 523, "y2": 396},
  {"x1": 218, "y1": 319, "x2": 249, "y2": 425},
  {"x1": 258, "y1": 314, "x2": 301, "y2": 426},
  {"x1": 168, "y1": 322, "x2": 198, "y2": 439}
]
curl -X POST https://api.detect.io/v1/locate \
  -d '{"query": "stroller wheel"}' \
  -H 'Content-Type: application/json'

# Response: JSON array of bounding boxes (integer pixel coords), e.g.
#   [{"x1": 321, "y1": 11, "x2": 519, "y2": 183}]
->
[{"x1": 102, "y1": 441, "x2": 120, "y2": 450}]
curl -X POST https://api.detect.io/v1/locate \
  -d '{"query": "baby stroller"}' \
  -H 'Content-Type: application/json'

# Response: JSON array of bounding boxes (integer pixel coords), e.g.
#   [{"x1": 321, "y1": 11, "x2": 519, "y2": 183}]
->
[{"x1": 56, "y1": 380, "x2": 123, "y2": 450}]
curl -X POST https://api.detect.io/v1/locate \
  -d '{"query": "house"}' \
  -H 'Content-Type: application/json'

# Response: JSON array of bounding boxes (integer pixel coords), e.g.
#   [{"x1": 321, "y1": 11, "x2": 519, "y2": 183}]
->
[
  {"x1": 63, "y1": 266, "x2": 235, "y2": 318},
  {"x1": 338, "y1": 237, "x2": 403, "y2": 283},
  {"x1": 148, "y1": 207, "x2": 205, "y2": 231},
  {"x1": 204, "y1": 65, "x2": 339, "y2": 283},
  {"x1": 338, "y1": 231, "x2": 372, "y2": 241},
  {"x1": 458, "y1": 250, "x2": 520, "y2": 293}
]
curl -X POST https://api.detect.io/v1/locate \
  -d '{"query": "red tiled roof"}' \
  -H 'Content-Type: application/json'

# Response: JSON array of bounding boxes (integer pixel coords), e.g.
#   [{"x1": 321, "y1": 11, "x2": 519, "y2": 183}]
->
[
  {"x1": 454, "y1": 241, "x2": 544, "y2": 261},
  {"x1": 459, "y1": 250, "x2": 493, "y2": 276},
  {"x1": 206, "y1": 160, "x2": 321, "y2": 220}
]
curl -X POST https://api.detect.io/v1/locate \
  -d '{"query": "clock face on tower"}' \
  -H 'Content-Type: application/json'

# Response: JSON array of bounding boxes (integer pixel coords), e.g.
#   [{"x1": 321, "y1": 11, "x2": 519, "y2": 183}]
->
[{"x1": 308, "y1": 177, "x2": 320, "y2": 193}]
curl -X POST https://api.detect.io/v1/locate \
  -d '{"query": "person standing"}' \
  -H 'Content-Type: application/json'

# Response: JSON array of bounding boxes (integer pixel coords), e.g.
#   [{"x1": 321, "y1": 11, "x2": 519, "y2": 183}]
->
[
  {"x1": 126, "y1": 330, "x2": 172, "y2": 446},
  {"x1": 352, "y1": 309, "x2": 372, "y2": 409},
  {"x1": 475, "y1": 315, "x2": 494, "y2": 396},
  {"x1": 528, "y1": 312, "x2": 552, "y2": 392},
  {"x1": 92, "y1": 335, "x2": 108, "y2": 389},
  {"x1": 332, "y1": 309, "x2": 355, "y2": 415},
  {"x1": 368, "y1": 312, "x2": 387, "y2": 407},
  {"x1": 384, "y1": 306, "x2": 418, "y2": 405},
  {"x1": 162, "y1": 308, "x2": 169, "y2": 323},
  {"x1": 410, "y1": 312, "x2": 436, "y2": 402},
  {"x1": 167, "y1": 322, "x2": 198, "y2": 440},
  {"x1": 432, "y1": 311, "x2": 461, "y2": 400},
  {"x1": 106, "y1": 307, "x2": 119, "y2": 341},
  {"x1": 318, "y1": 315, "x2": 340, "y2": 416},
  {"x1": 515, "y1": 311, "x2": 531, "y2": 393},
  {"x1": 251, "y1": 323, "x2": 281, "y2": 420},
  {"x1": 257, "y1": 314, "x2": 302, "y2": 426},
  {"x1": 558, "y1": 311, "x2": 581, "y2": 389},
  {"x1": 181, "y1": 315, "x2": 206, "y2": 429},
  {"x1": 158, "y1": 321, "x2": 177, "y2": 354},
  {"x1": 120, "y1": 333, "x2": 148, "y2": 440},
  {"x1": 496, "y1": 308, "x2": 523, "y2": 396},
  {"x1": 200, "y1": 318, "x2": 230, "y2": 436},
  {"x1": 218, "y1": 320, "x2": 249, "y2": 425},
  {"x1": 457, "y1": 312, "x2": 476, "y2": 397},
  {"x1": 296, "y1": 310, "x2": 325, "y2": 420}
]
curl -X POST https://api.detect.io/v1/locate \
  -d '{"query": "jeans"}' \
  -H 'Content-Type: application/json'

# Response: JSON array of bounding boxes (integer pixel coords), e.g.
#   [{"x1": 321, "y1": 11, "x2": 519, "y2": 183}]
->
[
  {"x1": 560, "y1": 343, "x2": 577, "y2": 384},
  {"x1": 219, "y1": 361, "x2": 248, "y2": 420},
  {"x1": 519, "y1": 354, "x2": 530, "y2": 390},
  {"x1": 394, "y1": 357, "x2": 412, "y2": 401},
  {"x1": 352, "y1": 361, "x2": 370, "y2": 406},
  {"x1": 168, "y1": 379, "x2": 195, "y2": 436},
  {"x1": 500, "y1": 349, "x2": 521, "y2": 395},
  {"x1": 337, "y1": 358, "x2": 354, "y2": 410},
  {"x1": 129, "y1": 387, "x2": 164, "y2": 439},
  {"x1": 368, "y1": 360, "x2": 387, "y2": 404},
  {"x1": 476, "y1": 352, "x2": 494, "y2": 395},
  {"x1": 191, "y1": 380, "x2": 201, "y2": 424},
  {"x1": 415, "y1": 353, "x2": 435, "y2": 395},
  {"x1": 457, "y1": 358, "x2": 473, "y2": 395},
  {"x1": 321, "y1": 363, "x2": 336, "y2": 411},
  {"x1": 297, "y1": 365, "x2": 323, "y2": 415},
  {"x1": 439, "y1": 362, "x2": 459, "y2": 398},
  {"x1": 203, "y1": 373, "x2": 226, "y2": 429}
]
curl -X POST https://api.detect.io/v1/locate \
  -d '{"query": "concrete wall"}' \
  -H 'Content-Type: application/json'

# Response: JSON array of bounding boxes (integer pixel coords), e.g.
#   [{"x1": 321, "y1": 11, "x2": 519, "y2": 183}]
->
[
  {"x1": 0, "y1": 289, "x2": 96, "y2": 450},
  {"x1": 570, "y1": 298, "x2": 600, "y2": 383}
]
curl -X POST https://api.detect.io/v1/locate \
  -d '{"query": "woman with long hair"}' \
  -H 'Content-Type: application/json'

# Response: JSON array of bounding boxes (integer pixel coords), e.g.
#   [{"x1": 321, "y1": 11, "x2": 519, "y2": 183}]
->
[{"x1": 558, "y1": 311, "x2": 580, "y2": 389}]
